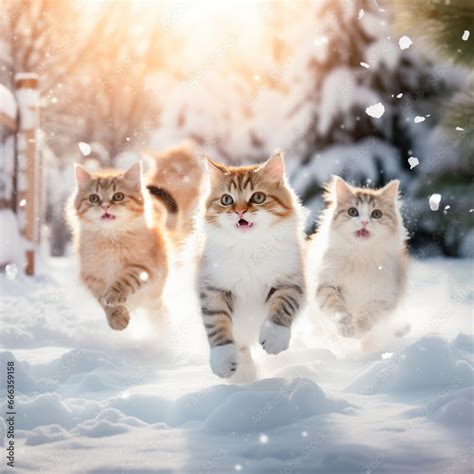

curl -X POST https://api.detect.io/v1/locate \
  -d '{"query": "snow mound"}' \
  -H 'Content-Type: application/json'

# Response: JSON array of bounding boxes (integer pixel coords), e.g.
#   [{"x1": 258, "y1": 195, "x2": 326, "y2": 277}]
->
[
  {"x1": 74, "y1": 419, "x2": 130, "y2": 438},
  {"x1": 0, "y1": 352, "x2": 38, "y2": 393},
  {"x1": 204, "y1": 378, "x2": 349, "y2": 433},
  {"x1": 25, "y1": 424, "x2": 69, "y2": 446},
  {"x1": 110, "y1": 394, "x2": 172, "y2": 424},
  {"x1": 71, "y1": 407, "x2": 148, "y2": 437},
  {"x1": 429, "y1": 387, "x2": 474, "y2": 428},
  {"x1": 453, "y1": 333, "x2": 474, "y2": 354},
  {"x1": 7, "y1": 393, "x2": 74, "y2": 430},
  {"x1": 345, "y1": 335, "x2": 474, "y2": 395}
]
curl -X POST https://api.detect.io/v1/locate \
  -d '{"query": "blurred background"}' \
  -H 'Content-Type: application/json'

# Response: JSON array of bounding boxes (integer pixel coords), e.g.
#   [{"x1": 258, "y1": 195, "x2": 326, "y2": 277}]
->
[{"x1": 0, "y1": 0, "x2": 472, "y2": 267}]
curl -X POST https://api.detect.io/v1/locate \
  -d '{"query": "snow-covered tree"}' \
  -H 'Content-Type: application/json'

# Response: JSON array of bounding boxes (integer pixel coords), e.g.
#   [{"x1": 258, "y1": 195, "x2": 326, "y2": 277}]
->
[{"x1": 391, "y1": 0, "x2": 474, "y2": 256}]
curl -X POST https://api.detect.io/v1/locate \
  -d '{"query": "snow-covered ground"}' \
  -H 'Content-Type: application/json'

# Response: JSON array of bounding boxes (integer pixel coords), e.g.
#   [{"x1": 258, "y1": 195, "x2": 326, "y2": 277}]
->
[{"x1": 1, "y1": 256, "x2": 473, "y2": 473}]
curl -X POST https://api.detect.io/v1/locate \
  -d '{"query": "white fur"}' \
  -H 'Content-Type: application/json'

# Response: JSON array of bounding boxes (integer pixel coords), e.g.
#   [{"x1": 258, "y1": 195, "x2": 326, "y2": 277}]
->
[
  {"x1": 259, "y1": 320, "x2": 291, "y2": 354},
  {"x1": 210, "y1": 343, "x2": 239, "y2": 378},
  {"x1": 313, "y1": 188, "x2": 408, "y2": 337},
  {"x1": 201, "y1": 212, "x2": 303, "y2": 348}
]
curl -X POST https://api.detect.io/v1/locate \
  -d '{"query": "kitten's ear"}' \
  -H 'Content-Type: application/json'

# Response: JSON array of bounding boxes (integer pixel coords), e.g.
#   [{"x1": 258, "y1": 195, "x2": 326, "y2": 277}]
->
[
  {"x1": 259, "y1": 152, "x2": 285, "y2": 183},
  {"x1": 74, "y1": 163, "x2": 92, "y2": 188},
  {"x1": 380, "y1": 180, "x2": 400, "y2": 200},
  {"x1": 333, "y1": 176, "x2": 353, "y2": 202},
  {"x1": 123, "y1": 162, "x2": 143, "y2": 188},
  {"x1": 206, "y1": 158, "x2": 227, "y2": 183}
]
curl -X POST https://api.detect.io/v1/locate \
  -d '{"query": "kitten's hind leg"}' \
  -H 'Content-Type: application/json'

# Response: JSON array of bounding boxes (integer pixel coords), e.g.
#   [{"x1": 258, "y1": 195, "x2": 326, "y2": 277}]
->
[{"x1": 232, "y1": 346, "x2": 258, "y2": 384}]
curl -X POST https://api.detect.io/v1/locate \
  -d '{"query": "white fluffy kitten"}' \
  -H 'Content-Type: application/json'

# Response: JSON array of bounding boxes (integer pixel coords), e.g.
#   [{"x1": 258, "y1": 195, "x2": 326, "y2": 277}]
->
[{"x1": 313, "y1": 176, "x2": 408, "y2": 338}]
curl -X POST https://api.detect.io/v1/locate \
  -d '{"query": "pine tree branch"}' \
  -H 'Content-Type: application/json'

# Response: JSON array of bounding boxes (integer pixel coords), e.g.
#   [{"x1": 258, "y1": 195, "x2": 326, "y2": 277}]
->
[{"x1": 390, "y1": 0, "x2": 474, "y2": 67}]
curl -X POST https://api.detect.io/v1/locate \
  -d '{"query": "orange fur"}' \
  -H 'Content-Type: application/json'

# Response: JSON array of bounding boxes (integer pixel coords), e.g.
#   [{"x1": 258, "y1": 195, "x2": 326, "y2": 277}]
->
[
  {"x1": 146, "y1": 143, "x2": 205, "y2": 241},
  {"x1": 205, "y1": 159, "x2": 294, "y2": 226},
  {"x1": 68, "y1": 162, "x2": 168, "y2": 330}
]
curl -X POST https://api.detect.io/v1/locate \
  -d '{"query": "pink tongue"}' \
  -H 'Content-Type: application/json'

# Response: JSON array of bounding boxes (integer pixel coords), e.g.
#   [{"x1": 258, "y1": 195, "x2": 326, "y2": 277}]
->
[{"x1": 356, "y1": 228, "x2": 370, "y2": 237}]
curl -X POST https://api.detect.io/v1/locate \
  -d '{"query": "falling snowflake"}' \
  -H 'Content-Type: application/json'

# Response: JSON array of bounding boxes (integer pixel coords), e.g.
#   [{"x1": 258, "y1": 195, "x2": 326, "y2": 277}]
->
[
  {"x1": 429, "y1": 194, "x2": 441, "y2": 211},
  {"x1": 358, "y1": 8, "x2": 365, "y2": 19},
  {"x1": 365, "y1": 102, "x2": 385, "y2": 119},
  {"x1": 396, "y1": 93, "x2": 403, "y2": 98},
  {"x1": 399, "y1": 36, "x2": 413, "y2": 50},
  {"x1": 139, "y1": 271, "x2": 149, "y2": 282},
  {"x1": 462, "y1": 30, "x2": 470, "y2": 41},
  {"x1": 234, "y1": 465, "x2": 243, "y2": 472},
  {"x1": 19, "y1": 198, "x2": 27, "y2": 207},
  {"x1": 314, "y1": 36, "x2": 328, "y2": 47},
  {"x1": 360, "y1": 62, "x2": 370, "y2": 69},
  {"x1": 5, "y1": 264, "x2": 18, "y2": 280},
  {"x1": 259, "y1": 433, "x2": 269, "y2": 444},
  {"x1": 456, "y1": 127, "x2": 465, "y2": 131},
  {"x1": 408, "y1": 156, "x2": 419, "y2": 169},
  {"x1": 381, "y1": 352, "x2": 393, "y2": 360},
  {"x1": 78, "y1": 142, "x2": 92, "y2": 156},
  {"x1": 302, "y1": 431, "x2": 308, "y2": 437},
  {"x1": 414, "y1": 116, "x2": 426, "y2": 123}
]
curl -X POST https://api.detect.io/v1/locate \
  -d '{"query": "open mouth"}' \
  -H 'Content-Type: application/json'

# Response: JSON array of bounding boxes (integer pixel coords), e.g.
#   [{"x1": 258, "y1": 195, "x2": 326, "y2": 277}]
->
[
  {"x1": 101, "y1": 212, "x2": 116, "y2": 220},
  {"x1": 355, "y1": 228, "x2": 370, "y2": 238},
  {"x1": 236, "y1": 218, "x2": 253, "y2": 229}
]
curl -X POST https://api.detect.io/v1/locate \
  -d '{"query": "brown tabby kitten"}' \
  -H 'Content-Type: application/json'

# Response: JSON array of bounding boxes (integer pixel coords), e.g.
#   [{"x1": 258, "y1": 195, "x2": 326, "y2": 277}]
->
[{"x1": 69, "y1": 162, "x2": 168, "y2": 330}]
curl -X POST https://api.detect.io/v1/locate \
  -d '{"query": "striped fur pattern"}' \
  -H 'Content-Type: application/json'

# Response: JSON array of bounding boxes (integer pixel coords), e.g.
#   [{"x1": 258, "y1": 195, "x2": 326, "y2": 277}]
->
[
  {"x1": 313, "y1": 176, "x2": 408, "y2": 338},
  {"x1": 68, "y1": 162, "x2": 168, "y2": 330},
  {"x1": 198, "y1": 153, "x2": 306, "y2": 380}
]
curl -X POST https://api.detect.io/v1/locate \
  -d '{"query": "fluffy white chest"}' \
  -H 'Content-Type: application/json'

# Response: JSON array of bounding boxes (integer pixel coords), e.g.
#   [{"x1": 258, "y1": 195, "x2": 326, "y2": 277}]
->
[
  {"x1": 202, "y1": 228, "x2": 301, "y2": 346},
  {"x1": 325, "y1": 250, "x2": 400, "y2": 315}
]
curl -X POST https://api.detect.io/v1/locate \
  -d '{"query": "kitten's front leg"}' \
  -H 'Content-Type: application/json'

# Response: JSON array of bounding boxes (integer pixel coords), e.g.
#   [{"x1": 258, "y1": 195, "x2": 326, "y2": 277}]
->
[
  {"x1": 260, "y1": 283, "x2": 304, "y2": 355},
  {"x1": 200, "y1": 285, "x2": 238, "y2": 378},
  {"x1": 316, "y1": 283, "x2": 356, "y2": 337},
  {"x1": 101, "y1": 265, "x2": 150, "y2": 307},
  {"x1": 104, "y1": 305, "x2": 130, "y2": 331},
  {"x1": 100, "y1": 265, "x2": 151, "y2": 330}
]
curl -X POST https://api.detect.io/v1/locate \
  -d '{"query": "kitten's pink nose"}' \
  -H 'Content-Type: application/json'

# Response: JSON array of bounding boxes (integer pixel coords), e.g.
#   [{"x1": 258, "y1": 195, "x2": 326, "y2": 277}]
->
[
  {"x1": 236, "y1": 210, "x2": 246, "y2": 218},
  {"x1": 102, "y1": 204, "x2": 110, "y2": 210},
  {"x1": 361, "y1": 220, "x2": 369, "y2": 226}
]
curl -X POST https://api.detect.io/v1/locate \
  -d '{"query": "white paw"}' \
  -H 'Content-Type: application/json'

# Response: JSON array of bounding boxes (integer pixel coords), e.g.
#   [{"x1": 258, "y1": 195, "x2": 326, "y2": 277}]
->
[
  {"x1": 210, "y1": 344, "x2": 239, "y2": 378},
  {"x1": 259, "y1": 321, "x2": 290, "y2": 355}
]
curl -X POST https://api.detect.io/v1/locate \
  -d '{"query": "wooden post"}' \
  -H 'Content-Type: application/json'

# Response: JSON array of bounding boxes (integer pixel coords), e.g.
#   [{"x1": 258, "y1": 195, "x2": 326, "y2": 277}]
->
[{"x1": 14, "y1": 73, "x2": 39, "y2": 276}]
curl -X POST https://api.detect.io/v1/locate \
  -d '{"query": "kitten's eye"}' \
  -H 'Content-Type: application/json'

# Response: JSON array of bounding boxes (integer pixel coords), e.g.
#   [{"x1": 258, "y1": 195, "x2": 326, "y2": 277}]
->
[
  {"x1": 371, "y1": 209, "x2": 382, "y2": 219},
  {"x1": 220, "y1": 194, "x2": 234, "y2": 206},
  {"x1": 348, "y1": 207, "x2": 359, "y2": 217},
  {"x1": 113, "y1": 192, "x2": 125, "y2": 202},
  {"x1": 89, "y1": 194, "x2": 100, "y2": 204},
  {"x1": 250, "y1": 192, "x2": 266, "y2": 204}
]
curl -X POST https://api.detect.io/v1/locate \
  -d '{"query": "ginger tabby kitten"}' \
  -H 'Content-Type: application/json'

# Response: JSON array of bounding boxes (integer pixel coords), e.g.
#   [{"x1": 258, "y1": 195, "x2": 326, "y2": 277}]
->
[
  {"x1": 69, "y1": 162, "x2": 168, "y2": 330},
  {"x1": 198, "y1": 153, "x2": 306, "y2": 380}
]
